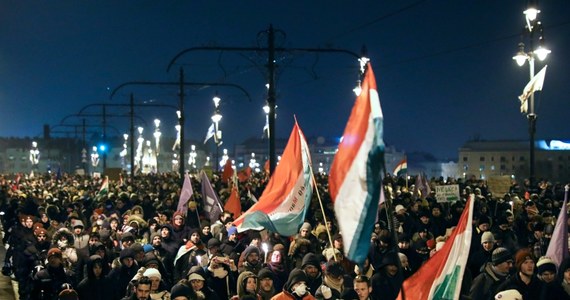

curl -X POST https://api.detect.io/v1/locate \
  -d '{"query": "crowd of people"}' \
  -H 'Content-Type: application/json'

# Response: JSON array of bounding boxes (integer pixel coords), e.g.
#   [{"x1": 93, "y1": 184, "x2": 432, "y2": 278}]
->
[{"x1": 0, "y1": 171, "x2": 569, "y2": 300}]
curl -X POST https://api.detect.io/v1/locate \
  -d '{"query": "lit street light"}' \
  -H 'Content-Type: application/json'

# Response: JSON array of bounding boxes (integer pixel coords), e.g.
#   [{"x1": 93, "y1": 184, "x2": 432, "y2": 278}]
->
[
  {"x1": 90, "y1": 146, "x2": 100, "y2": 171},
  {"x1": 513, "y1": 1, "x2": 551, "y2": 183},
  {"x1": 29, "y1": 141, "x2": 40, "y2": 170},
  {"x1": 154, "y1": 119, "x2": 162, "y2": 173},
  {"x1": 120, "y1": 133, "x2": 129, "y2": 171},
  {"x1": 188, "y1": 144, "x2": 197, "y2": 170},
  {"x1": 211, "y1": 94, "x2": 223, "y2": 169}
]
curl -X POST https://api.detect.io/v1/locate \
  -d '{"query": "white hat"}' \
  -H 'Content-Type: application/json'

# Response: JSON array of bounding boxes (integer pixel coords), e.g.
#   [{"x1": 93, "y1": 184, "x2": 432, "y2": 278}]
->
[
  {"x1": 495, "y1": 289, "x2": 522, "y2": 300},
  {"x1": 395, "y1": 205, "x2": 406, "y2": 213},
  {"x1": 143, "y1": 268, "x2": 161, "y2": 280}
]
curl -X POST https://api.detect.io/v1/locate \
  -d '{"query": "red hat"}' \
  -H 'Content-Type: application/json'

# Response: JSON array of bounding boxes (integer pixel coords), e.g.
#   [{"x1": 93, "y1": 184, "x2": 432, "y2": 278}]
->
[
  {"x1": 47, "y1": 248, "x2": 62, "y2": 259},
  {"x1": 34, "y1": 227, "x2": 48, "y2": 236}
]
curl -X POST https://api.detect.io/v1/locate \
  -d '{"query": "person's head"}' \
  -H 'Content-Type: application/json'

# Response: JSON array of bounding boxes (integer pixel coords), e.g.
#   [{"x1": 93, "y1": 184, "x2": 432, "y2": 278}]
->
[
  {"x1": 120, "y1": 248, "x2": 135, "y2": 268},
  {"x1": 173, "y1": 213, "x2": 184, "y2": 227},
  {"x1": 536, "y1": 256, "x2": 557, "y2": 283},
  {"x1": 477, "y1": 215, "x2": 490, "y2": 232},
  {"x1": 207, "y1": 238, "x2": 221, "y2": 256},
  {"x1": 34, "y1": 228, "x2": 48, "y2": 243},
  {"x1": 189, "y1": 230, "x2": 200, "y2": 244},
  {"x1": 170, "y1": 283, "x2": 194, "y2": 300},
  {"x1": 301, "y1": 253, "x2": 321, "y2": 279},
  {"x1": 532, "y1": 222, "x2": 545, "y2": 239},
  {"x1": 325, "y1": 260, "x2": 345, "y2": 283},
  {"x1": 88, "y1": 255, "x2": 104, "y2": 279},
  {"x1": 245, "y1": 275, "x2": 258, "y2": 294},
  {"x1": 481, "y1": 231, "x2": 495, "y2": 251},
  {"x1": 331, "y1": 234, "x2": 341, "y2": 250},
  {"x1": 188, "y1": 269, "x2": 206, "y2": 291},
  {"x1": 353, "y1": 276, "x2": 372, "y2": 300},
  {"x1": 134, "y1": 276, "x2": 151, "y2": 300},
  {"x1": 299, "y1": 222, "x2": 311, "y2": 238},
  {"x1": 47, "y1": 248, "x2": 63, "y2": 268},
  {"x1": 431, "y1": 205, "x2": 442, "y2": 217},
  {"x1": 258, "y1": 268, "x2": 274, "y2": 293},
  {"x1": 88, "y1": 233, "x2": 100, "y2": 247},
  {"x1": 270, "y1": 250, "x2": 282, "y2": 264},
  {"x1": 494, "y1": 289, "x2": 522, "y2": 300},
  {"x1": 24, "y1": 215, "x2": 34, "y2": 228},
  {"x1": 227, "y1": 226, "x2": 238, "y2": 241},
  {"x1": 143, "y1": 268, "x2": 162, "y2": 291},
  {"x1": 201, "y1": 225, "x2": 211, "y2": 236},
  {"x1": 515, "y1": 249, "x2": 535, "y2": 277},
  {"x1": 160, "y1": 225, "x2": 171, "y2": 238},
  {"x1": 380, "y1": 253, "x2": 399, "y2": 277},
  {"x1": 244, "y1": 246, "x2": 260, "y2": 266},
  {"x1": 397, "y1": 252, "x2": 409, "y2": 269},
  {"x1": 285, "y1": 269, "x2": 308, "y2": 297}
]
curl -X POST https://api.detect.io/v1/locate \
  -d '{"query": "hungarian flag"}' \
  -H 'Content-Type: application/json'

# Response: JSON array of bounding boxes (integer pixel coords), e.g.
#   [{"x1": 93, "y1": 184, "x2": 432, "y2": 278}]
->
[
  {"x1": 393, "y1": 158, "x2": 408, "y2": 176},
  {"x1": 233, "y1": 120, "x2": 313, "y2": 236},
  {"x1": 97, "y1": 176, "x2": 109, "y2": 197},
  {"x1": 398, "y1": 195, "x2": 474, "y2": 300},
  {"x1": 546, "y1": 185, "x2": 569, "y2": 268},
  {"x1": 224, "y1": 186, "x2": 242, "y2": 219},
  {"x1": 328, "y1": 63, "x2": 385, "y2": 265},
  {"x1": 176, "y1": 173, "x2": 194, "y2": 215}
]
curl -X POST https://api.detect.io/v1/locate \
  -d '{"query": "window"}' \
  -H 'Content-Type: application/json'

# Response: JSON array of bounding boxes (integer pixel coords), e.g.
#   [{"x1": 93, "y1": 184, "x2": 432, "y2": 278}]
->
[
  {"x1": 500, "y1": 156, "x2": 506, "y2": 162},
  {"x1": 500, "y1": 164, "x2": 506, "y2": 170},
  {"x1": 463, "y1": 157, "x2": 468, "y2": 162},
  {"x1": 519, "y1": 156, "x2": 525, "y2": 161},
  {"x1": 491, "y1": 157, "x2": 495, "y2": 162},
  {"x1": 480, "y1": 157, "x2": 485, "y2": 162}
]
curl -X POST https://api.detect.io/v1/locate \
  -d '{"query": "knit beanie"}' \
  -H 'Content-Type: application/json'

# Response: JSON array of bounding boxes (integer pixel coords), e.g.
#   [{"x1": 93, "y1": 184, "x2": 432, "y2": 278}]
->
[
  {"x1": 494, "y1": 289, "x2": 522, "y2": 300},
  {"x1": 481, "y1": 231, "x2": 495, "y2": 244},
  {"x1": 227, "y1": 226, "x2": 238, "y2": 237},
  {"x1": 258, "y1": 267, "x2": 274, "y2": 280},
  {"x1": 170, "y1": 283, "x2": 193, "y2": 299},
  {"x1": 491, "y1": 247, "x2": 512, "y2": 265},
  {"x1": 300, "y1": 222, "x2": 312, "y2": 232},
  {"x1": 514, "y1": 249, "x2": 534, "y2": 270},
  {"x1": 143, "y1": 268, "x2": 162, "y2": 281},
  {"x1": 536, "y1": 256, "x2": 557, "y2": 274}
]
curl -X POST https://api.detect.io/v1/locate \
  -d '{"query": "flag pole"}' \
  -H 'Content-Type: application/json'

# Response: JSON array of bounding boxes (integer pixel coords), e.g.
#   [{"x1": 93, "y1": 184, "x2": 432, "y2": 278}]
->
[{"x1": 308, "y1": 164, "x2": 338, "y2": 262}]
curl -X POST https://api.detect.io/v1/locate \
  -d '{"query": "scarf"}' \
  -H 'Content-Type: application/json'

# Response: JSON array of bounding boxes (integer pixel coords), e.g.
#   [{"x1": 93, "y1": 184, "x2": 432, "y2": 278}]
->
[{"x1": 324, "y1": 275, "x2": 344, "y2": 294}]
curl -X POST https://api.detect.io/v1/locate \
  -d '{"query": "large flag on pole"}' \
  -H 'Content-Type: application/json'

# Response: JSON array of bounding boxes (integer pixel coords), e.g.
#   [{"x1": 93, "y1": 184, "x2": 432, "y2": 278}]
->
[
  {"x1": 97, "y1": 176, "x2": 109, "y2": 197},
  {"x1": 200, "y1": 170, "x2": 223, "y2": 223},
  {"x1": 328, "y1": 63, "x2": 386, "y2": 265},
  {"x1": 545, "y1": 185, "x2": 569, "y2": 268},
  {"x1": 519, "y1": 65, "x2": 547, "y2": 114},
  {"x1": 176, "y1": 173, "x2": 194, "y2": 215},
  {"x1": 393, "y1": 157, "x2": 408, "y2": 176},
  {"x1": 398, "y1": 195, "x2": 474, "y2": 300},
  {"x1": 233, "y1": 120, "x2": 313, "y2": 236}
]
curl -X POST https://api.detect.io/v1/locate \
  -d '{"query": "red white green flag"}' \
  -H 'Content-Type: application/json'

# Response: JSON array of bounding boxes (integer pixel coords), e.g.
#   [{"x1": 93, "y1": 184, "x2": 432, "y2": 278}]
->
[{"x1": 398, "y1": 195, "x2": 474, "y2": 300}]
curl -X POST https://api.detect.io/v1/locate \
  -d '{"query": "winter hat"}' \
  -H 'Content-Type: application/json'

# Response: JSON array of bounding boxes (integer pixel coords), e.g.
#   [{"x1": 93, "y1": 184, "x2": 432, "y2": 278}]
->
[
  {"x1": 58, "y1": 288, "x2": 79, "y2": 300},
  {"x1": 300, "y1": 222, "x2": 312, "y2": 232},
  {"x1": 494, "y1": 289, "x2": 522, "y2": 300},
  {"x1": 536, "y1": 256, "x2": 557, "y2": 274},
  {"x1": 207, "y1": 238, "x2": 221, "y2": 249},
  {"x1": 301, "y1": 253, "x2": 320, "y2": 269},
  {"x1": 325, "y1": 260, "x2": 344, "y2": 277},
  {"x1": 478, "y1": 215, "x2": 491, "y2": 226},
  {"x1": 34, "y1": 227, "x2": 48, "y2": 236},
  {"x1": 130, "y1": 243, "x2": 144, "y2": 254},
  {"x1": 258, "y1": 267, "x2": 274, "y2": 280},
  {"x1": 143, "y1": 268, "x2": 162, "y2": 281},
  {"x1": 47, "y1": 247, "x2": 62, "y2": 259},
  {"x1": 170, "y1": 283, "x2": 193, "y2": 299},
  {"x1": 227, "y1": 226, "x2": 238, "y2": 237},
  {"x1": 73, "y1": 220, "x2": 84, "y2": 229},
  {"x1": 492, "y1": 247, "x2": 513, "y2": 265},
  {"x1": 187, "y1": 265, "x2": 206, "y2": 281},
  {"x1": 514, "y1": 249, "x2": 534, "y2": 270},
  {"x1": 284, "y1": 269, "x2": 308, "y2": 292},
  {"x1": 481, "y1": 231, "x2": 495, "y2": 244},
  {"x1": 395, "y1": 204, "x2": 406, "y2": 213},
  {"x1": 120, "y1": 248, "x2": 135, "y2": 261},
  {"x1": 142, "y1": 244, "x2": 154, "y2": 253}
]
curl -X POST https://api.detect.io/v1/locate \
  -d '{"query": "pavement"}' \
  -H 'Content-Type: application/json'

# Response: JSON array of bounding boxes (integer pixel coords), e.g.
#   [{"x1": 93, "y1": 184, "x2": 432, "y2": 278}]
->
[{"x1": 0, "y1": 227, "x2": 17, "y2": 300}]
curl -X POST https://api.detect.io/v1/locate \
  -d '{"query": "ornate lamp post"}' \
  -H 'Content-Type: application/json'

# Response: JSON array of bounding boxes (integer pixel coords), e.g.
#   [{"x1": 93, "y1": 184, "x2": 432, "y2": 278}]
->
[
  {"x1": 29, "y1": 141, "x2": 40, "y2": 170},
  {"x1": 512, "y1": 1, "x2": 551, "y2": 183},
  {"x1": 153, "y1": 119, "x2": 161, "y2": 173}
]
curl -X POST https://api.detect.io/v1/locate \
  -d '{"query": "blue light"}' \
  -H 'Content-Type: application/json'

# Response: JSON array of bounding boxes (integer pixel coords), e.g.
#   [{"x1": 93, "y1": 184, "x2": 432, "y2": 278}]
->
[{"x1": 98, "y1": 144, "x2": 107, "y2": 152}]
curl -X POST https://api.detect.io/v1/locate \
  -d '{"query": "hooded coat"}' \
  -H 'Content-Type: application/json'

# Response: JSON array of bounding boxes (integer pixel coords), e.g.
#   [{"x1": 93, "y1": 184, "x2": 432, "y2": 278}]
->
[{"x1": 76, "y1": 255, "x2": 110, "y2": 300}]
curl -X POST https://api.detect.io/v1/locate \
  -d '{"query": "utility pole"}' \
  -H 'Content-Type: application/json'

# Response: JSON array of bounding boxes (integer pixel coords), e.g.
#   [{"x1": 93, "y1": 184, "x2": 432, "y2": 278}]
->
[{"x1": 167, "y1": 25, "x2": 364, "y2": 175}]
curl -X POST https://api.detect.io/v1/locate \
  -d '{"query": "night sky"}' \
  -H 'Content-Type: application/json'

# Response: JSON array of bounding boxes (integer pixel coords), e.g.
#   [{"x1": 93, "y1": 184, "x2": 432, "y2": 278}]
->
[{"x1": 1, "y1": 1, "x2": 569, "y2": 160}]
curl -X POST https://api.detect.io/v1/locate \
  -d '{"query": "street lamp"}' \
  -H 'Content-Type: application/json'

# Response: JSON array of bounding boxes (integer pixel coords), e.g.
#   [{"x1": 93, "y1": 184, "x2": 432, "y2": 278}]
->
[
  {"x1": 91, "y1": 146, "x2": 99, "y2": 171},
  {"x1": 29, "y1": 141, "x2": 40, "y2": 170},
  {"x1": 120, "y1": 133, "x2": 129, "y2": 171},
  {"x1": 211, "y1": 94, "x2": 223, "y2": 169},
  {"x1": 220, "y1": 148, "x2": 229, "y2": 168},
  {"x1": 153, "y1": 119, "x2": 161, "y2": 173},
  {"x1": 513, "y1": 1, "x2": 551, "y2": 183},
  {"x1": 188, "y1": 144, "x2": 197, "y2": 170},
  {"x1": 136, "y1": 127, "x2": 144, "y2": 172}
]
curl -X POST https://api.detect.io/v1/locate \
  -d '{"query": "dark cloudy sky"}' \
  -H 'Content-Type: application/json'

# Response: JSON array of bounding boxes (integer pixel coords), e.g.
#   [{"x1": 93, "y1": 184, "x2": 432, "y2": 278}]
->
[{"x1": 0, "y1": 1, "x2": 568, "y2": 160}]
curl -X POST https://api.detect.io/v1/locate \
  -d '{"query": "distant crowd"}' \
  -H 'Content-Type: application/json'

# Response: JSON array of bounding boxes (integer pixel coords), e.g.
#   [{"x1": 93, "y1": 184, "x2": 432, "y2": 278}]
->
[{"x1": 0, "y1": 171, "x2": 569, "y2": 300}]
